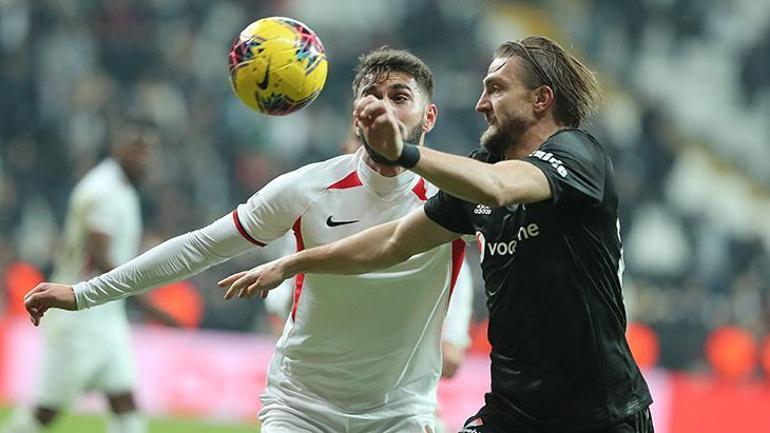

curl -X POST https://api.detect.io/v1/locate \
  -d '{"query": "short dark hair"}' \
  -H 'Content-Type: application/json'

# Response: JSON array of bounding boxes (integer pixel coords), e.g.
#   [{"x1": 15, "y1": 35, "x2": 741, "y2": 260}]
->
[
  {"x1": 495, "y1": 36, "x2": 600, "y2": 127},
  {"x1": 352, "y1": 47, "x2": 434, "y2": 100}
]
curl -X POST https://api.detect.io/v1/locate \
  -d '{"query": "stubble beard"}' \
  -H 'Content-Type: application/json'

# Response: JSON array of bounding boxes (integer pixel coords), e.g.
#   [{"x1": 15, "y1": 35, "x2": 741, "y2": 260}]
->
[{"x1": 480, "y1": 115, "x2": 528, "y2": 158}]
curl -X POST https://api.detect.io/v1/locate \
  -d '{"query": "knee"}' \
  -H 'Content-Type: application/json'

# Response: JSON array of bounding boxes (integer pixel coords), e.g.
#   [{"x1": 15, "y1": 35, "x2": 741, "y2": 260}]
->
[{"x1": 107, "y1": 392, "x2": 138, "y2": 414}]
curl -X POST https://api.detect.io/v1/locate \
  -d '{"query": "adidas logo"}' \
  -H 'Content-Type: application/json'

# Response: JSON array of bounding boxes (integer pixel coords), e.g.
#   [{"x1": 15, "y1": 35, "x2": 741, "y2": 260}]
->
[{"x1": 474, "y1": 204, "x2": 492, "y2": 215}]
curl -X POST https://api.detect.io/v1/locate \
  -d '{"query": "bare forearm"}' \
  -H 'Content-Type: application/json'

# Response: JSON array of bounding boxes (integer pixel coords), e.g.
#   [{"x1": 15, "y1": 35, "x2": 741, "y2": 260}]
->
[
  {"x1": 412, "y1": 147, "x2": 550, "y2": 207},
  {"x1": 280, "y1": 221, "x2": 406, "y2": 278},
  {"x1": 412, "y1": 147, "x2": 504, "y2": 206},
  {"x1": 218, "y1": 209, "x2": 459, "y2": 299}
]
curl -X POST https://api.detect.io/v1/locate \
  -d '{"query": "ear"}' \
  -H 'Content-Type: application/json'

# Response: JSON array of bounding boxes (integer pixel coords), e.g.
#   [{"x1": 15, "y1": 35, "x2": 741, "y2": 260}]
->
[
  {"x1": 533, "y1": 85, "x2": 555, "y2": 114},
  {"x1": 353, "y1": 117, "x2": 362, "y2": 136},
  {"x1": 422, "y1": 103, "x2": 438, "y2": 133}
]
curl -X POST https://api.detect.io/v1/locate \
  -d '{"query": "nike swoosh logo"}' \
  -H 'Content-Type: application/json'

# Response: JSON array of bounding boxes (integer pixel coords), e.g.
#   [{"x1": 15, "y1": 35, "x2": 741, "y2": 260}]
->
[
  {"x1": 326, "y1": 216, "x2": 359, "y2": 227},
  {"x1": 258, "y1": 59, "x2": 270, "y2": 90}
]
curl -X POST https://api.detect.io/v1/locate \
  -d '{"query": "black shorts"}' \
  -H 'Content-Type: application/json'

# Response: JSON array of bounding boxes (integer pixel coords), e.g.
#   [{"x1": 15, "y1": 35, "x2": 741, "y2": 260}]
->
[{"x1": 459, "y1": 406, "x2": 654, "y2": 433}]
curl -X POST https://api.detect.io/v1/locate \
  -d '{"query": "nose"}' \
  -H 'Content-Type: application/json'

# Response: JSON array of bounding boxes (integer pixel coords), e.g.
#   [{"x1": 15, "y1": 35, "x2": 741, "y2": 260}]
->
[{"x1": 475, "y1": 92, "x2": 490, "y2": 114}]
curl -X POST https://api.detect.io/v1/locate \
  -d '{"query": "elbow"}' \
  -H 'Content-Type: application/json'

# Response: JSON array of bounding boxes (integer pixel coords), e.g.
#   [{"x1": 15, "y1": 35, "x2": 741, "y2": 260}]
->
[
  {"x1": 471, "y1": 173, "x2": 519, "y2": 208},
  {"x1": 478, "y1": 194, "x2": 509, "y2": 208},
  {"x1": 476, "y1": 187, "x2": 515, "y2": 208},
  {"x1": 481, "y1": 175, "x2": 532, "y2": 208},
  {"x1": 383, "y1": 237, "x2": 411, "y2": 265}
]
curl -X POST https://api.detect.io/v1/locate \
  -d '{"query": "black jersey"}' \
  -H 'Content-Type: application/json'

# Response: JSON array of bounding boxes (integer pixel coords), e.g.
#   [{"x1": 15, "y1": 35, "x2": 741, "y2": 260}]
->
[{"x1": 424, "y1": 129, "x2": 652, "y2": 430}]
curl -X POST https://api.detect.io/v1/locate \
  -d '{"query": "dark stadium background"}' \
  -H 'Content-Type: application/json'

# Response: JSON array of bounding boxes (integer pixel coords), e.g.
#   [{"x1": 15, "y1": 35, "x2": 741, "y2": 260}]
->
[{"x1": 1, "y1": 1, "x2": 769, "y2": 432}]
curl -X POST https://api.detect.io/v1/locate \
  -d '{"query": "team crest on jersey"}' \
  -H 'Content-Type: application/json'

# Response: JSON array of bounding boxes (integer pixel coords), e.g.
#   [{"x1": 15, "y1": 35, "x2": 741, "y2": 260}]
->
[
  {"x1": 530, "y1": 150, "x2": 568, "y2": 178},
  {"x1": 474, "y1": 204, "x2": 492, "y2": 215}
]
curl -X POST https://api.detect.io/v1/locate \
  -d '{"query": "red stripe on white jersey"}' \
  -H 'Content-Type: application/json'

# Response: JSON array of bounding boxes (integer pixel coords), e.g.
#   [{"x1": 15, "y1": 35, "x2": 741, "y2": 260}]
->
[
  {"x1": 290, "y1": 217, "x2": 305, "y2": 322},
  {"x1": 231, "y1": 209, "x2": 266, "y2": 247},
  {"x1": 412, "y1": 178, "x2": 428, "y2": 201},
  {"x1": 448, "y1": 239, "x2": 466, "y2": 300},
  {"x1": 327, "y1": 171, "x2": 363, "y2": 190}
]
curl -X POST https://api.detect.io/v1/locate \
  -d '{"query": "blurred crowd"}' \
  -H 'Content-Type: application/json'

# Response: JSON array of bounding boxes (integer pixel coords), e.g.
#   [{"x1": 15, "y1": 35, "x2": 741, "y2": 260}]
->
[{"x1": 1, "y1": 0, "x2": 769, "y2": 374}]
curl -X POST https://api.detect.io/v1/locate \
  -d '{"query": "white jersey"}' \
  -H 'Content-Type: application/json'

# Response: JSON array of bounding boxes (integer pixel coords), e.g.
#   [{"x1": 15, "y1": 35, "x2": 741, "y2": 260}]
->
[
  {"x1": 47, "y1": 158, "x2": 141, "y2": 335},
  {"x1": 234, "y1": 148, "x2": 465, "y2": 415}
]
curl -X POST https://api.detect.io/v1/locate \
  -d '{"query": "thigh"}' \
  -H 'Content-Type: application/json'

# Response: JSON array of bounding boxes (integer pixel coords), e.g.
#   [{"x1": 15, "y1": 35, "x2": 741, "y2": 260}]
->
[
  {"x1": 35, "y1": 337, "x2": 100, "y2": 408},
  {"x1": 259, "y1": 390, "x2": 342, "y2": 433},
  {"x1": 355, "y1": 413, "x2": 435, "y2": 433},
  {"x1": 93, "y1": 327, "x2": 137, "y2": 394}
]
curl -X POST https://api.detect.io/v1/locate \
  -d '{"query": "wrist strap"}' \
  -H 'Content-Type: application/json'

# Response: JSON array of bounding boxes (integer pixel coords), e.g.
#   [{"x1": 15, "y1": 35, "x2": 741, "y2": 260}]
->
[{"x1": 396, "y1": 144, "x2": 420, "y2": 168}]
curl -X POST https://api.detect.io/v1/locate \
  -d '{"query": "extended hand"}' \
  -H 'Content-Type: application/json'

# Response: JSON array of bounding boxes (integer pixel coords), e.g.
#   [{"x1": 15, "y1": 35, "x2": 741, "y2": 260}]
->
[
  {"x1": 24, "y1": 283, "x2": 77, "y2": 326},
  {"x1": 217, "y1": 260, "x2": 288, "y2": 300},
  {"x1": 353, "y1": 95, "x2": 404, "y2": 161}
]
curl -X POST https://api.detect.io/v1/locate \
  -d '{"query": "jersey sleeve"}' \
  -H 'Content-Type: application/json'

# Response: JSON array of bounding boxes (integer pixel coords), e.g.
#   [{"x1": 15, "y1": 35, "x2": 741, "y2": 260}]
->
[
  {"x1": 233, "y1": 168, "x2": 313, "y2": 246},
  {"x1": 523, "y1": 130, "x2": 606, "y2": 206},
  {"x1": 424, "y1": 190, "x2": 474, "y2": 235},
  {"x1": 74, "y1": 213, "x2": 254, "y2": 309},
  {"x1": 423, "y1": 148, "x2": 493, "y2": 235}
]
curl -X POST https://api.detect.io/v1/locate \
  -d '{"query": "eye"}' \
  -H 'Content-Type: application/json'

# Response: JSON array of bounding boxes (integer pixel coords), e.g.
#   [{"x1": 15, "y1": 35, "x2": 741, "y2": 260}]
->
[{"x1": 392, "y1": 94, "x2": 410, "y2": 103}]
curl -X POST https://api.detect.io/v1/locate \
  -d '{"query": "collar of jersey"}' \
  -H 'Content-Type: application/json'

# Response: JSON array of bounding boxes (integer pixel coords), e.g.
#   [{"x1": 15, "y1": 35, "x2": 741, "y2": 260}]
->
[{"x1": 355, "y1": 148, "x2": 418, "y2": 200}]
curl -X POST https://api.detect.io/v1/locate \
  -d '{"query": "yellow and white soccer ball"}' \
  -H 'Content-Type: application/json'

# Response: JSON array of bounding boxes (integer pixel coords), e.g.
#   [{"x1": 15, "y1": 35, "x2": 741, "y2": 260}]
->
[{"x1": 228, "y1": 17, "x2": 327, "y2": 115}]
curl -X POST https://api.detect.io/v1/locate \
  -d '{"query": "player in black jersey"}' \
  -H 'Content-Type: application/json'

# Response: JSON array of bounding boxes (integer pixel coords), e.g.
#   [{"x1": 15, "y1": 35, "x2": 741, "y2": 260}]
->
[{"x1": 219, "y1": 36, "x2": 653, "y2": 433}]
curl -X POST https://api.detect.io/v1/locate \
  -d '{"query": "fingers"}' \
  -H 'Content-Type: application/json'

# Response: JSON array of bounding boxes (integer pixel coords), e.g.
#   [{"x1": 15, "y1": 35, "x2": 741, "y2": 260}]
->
[
  {"x1": 23, "y1": 283, "x2": 46, "y2": 304},
  {"x1": 217, "y1": 271, "x2": 246, "y2": 288},
  {"x1": 24, "y1": 292, "x2": 49, "y2": 327},
  {"x1": 223, "y1": 276, "x2": 247, "y2": 300},
  {"x1": 352, "y1": 95, "x2": 378, "y2": 118},
  {"x1": 353, "y1": 96, "x2": 388, "y2": 125},
  {"x1": 356, "y1": 105, "x2": 389, "y2": 127},
  {"x1": 223, "y1": 272, "x2": 261, "y2": 300}
]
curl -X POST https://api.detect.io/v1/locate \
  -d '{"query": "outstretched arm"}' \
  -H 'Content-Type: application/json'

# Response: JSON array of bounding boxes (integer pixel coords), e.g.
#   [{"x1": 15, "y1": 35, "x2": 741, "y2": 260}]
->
[
  {"x1": 218, "y1": 208, "x2": 460, "y2": 299},
  {"x1": 24, "y1": 214, "x2": 255, "y2": 326},
  {"x1": 354, "y1": 95, "x2": 551, "y2": 207}
]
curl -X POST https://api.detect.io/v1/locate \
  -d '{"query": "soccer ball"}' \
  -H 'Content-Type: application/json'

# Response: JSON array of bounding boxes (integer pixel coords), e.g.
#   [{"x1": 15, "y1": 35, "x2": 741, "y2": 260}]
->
[{"x1": 228, "y1": 17, "x2": 328, "y2": 115}]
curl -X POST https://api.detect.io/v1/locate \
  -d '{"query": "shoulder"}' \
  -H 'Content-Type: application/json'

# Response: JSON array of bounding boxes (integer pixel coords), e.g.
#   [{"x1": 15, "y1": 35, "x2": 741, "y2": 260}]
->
[
  {"x1": 253, "y1": 153, "x2": 359, "y2": 206},
  {"x1": 74, "y1": 161, "x2": 131, "y2": 203},
  {"x1": 542, "y1": 129, "x2": 606, "y2": 158},
  {"x1": 280, "y1": 153, "x2": 359, "y2": 191}
]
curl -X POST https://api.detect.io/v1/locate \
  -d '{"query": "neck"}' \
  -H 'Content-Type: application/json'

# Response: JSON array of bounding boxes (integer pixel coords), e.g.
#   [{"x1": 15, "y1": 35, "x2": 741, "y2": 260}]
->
[
  {"x1": 504, "y1": 118, "x2": 565, "y2": 160},
  {"x1": 362, "y1": 152, "x2": 405, "y2": 177}
]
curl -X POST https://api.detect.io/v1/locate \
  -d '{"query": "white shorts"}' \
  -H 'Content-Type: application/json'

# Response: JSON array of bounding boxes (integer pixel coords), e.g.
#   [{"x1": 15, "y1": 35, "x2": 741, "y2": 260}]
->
[
  {"x1": 259, "y1": 389, "x2": 436, "y2": 433},
  {"x1": 35, "y1": 316, "x2": 136, "y2": 408}
]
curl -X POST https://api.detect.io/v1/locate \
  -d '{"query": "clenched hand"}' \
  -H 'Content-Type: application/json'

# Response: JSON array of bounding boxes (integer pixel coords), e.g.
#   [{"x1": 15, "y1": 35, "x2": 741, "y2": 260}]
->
[
  {"x1": 24, "y1": 283, "x2": 77, "y2": 326},
  {"x1": 353, "y1": 95, "x2": 404, "y2": 161}
]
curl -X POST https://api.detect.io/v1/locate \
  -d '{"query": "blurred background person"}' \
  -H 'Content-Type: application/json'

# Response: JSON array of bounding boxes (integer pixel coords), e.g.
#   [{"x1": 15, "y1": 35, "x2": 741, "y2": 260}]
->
[{"x1": 1, "y1": 118, "x2": 178, "y2": 433}]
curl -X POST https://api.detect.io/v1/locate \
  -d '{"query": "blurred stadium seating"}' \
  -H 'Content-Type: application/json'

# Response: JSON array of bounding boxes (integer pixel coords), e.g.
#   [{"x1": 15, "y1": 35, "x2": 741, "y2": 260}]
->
[{"x1": 1, "y1": 1, "x2": 768, "y2": 432}]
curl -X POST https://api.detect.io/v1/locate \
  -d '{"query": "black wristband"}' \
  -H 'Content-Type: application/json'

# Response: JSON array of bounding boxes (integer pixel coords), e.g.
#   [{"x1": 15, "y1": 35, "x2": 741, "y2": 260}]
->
[{"x1": 396, "y1": 144, "x2": 420, "y2": 168}]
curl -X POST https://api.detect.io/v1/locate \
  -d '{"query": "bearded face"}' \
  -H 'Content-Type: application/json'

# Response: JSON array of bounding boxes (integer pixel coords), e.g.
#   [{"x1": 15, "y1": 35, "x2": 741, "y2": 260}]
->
[{"x1": 480, "y1": 113, "x2": 528, "y2": 157}]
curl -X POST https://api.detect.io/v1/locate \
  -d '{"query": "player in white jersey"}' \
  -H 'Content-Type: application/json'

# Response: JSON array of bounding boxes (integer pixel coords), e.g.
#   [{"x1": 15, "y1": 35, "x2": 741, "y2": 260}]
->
[
  {"x1": 2, "y1": 119, "x2": 175, "y2": 433},
  {"x1": 24, "y1": 48, "x2": 466, "y2": 433},
  {"x1": 259, "y1": 136, "x2": 476, "y2": 433}
]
